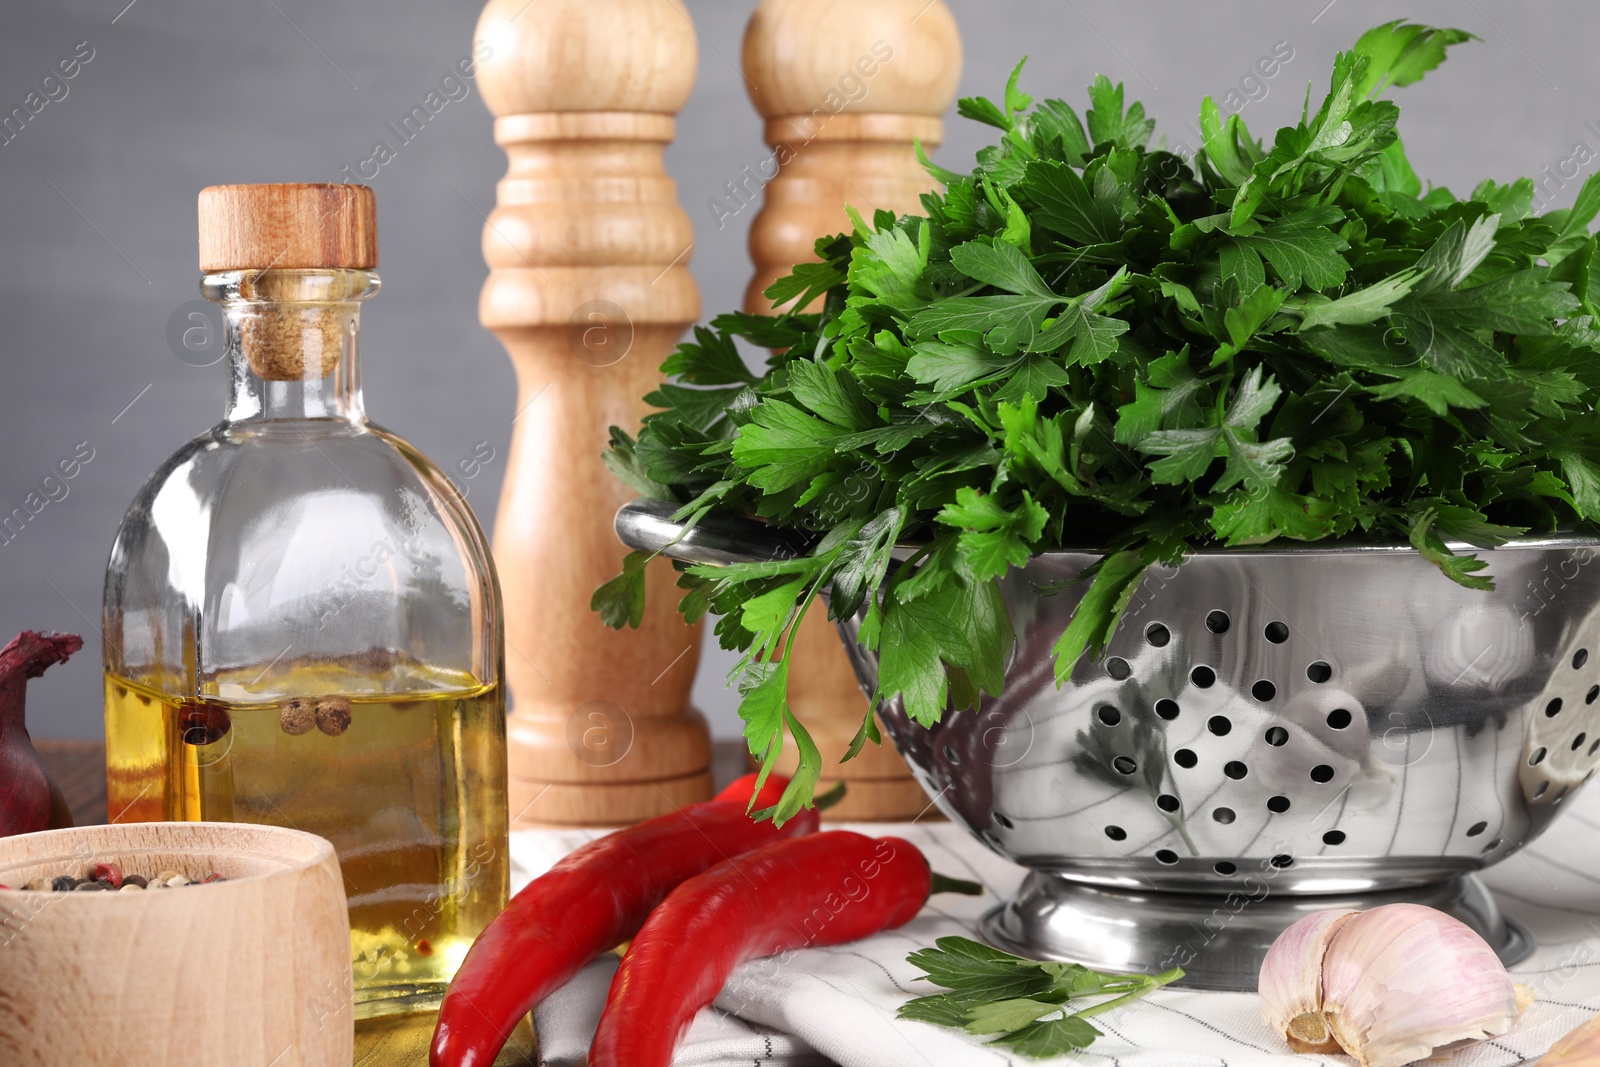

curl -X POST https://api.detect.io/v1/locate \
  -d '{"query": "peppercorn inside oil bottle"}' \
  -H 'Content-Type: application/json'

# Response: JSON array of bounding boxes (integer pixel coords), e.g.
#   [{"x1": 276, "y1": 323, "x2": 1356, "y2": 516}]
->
[{"x1": 102, "y1": 185, "x2": 508, "y2": 1017}]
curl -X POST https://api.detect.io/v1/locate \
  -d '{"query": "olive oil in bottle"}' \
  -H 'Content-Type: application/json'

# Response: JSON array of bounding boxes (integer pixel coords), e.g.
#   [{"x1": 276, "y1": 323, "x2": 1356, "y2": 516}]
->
[{"x1": 102, "y1": 185, "x2": 508, "y2": 1016}]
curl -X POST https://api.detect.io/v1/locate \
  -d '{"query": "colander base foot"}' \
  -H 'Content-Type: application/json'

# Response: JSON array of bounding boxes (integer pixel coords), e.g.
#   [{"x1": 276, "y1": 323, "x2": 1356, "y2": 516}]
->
[{"x1": 980, "y1": 871, "x2": 1532, "y2": 991}]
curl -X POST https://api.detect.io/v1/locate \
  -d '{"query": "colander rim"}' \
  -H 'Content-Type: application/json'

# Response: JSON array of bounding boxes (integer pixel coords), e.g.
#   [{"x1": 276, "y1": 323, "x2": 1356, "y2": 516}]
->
[
  {"x1": 614, "y1": 500, "x2": 1600, "y2": 568},
  {"x1": 1018, "y1": 530, "x2": 1600, "y2": 561}
]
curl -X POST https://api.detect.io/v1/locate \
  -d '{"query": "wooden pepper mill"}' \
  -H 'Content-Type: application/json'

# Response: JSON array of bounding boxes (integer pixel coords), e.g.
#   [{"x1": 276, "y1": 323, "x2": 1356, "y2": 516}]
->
[
  {"x1": 742, "y1": 0, "x2": 962, "y2": 819},
  {"x1": 474, "y1": 0, "x2": 710, "y2": 826}
]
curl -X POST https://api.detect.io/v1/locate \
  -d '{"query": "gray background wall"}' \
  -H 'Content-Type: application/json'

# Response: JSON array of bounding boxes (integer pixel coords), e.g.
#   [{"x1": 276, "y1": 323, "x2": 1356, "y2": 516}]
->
[{"x1": 3, "y1": 0, "x2": 1596, "y2": 740}]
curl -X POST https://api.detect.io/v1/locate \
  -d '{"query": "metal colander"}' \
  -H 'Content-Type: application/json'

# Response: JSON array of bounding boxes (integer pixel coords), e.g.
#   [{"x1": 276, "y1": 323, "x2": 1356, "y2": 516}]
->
[{"x1": 617, "y1": 500, "x2": 1600, "y2": 988}]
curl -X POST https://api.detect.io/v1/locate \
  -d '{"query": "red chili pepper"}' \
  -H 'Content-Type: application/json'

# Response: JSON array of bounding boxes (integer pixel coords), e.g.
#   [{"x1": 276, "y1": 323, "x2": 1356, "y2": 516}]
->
[
  {"x1": 589, "y1": 831, "x2": 981, "y2": 1067},
  {"x1": 717, "y1": 771, "x2": 789, "y2": 811},
  {"x1": 429, "y1": 773, "x2": 822, "y2": 1067}
]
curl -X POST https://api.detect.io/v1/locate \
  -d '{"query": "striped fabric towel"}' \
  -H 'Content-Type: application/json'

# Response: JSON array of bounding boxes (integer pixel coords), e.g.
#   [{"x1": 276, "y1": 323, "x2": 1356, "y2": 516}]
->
[{"x1": 508, "y1": 793, "x2": 1600, "y2": 1066}]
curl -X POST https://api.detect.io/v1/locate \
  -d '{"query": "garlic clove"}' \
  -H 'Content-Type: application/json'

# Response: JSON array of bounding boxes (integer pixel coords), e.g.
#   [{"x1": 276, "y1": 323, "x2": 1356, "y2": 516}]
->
[
  {"x1": 1319, "y1": 903, "x2": 1524, "y2": 1067},
  {"x1": 1259, "y1": 908, "x2": 1358, "y2": 1053},
  {"x1": 1536, "y1": 1011, "x2": 1600, "y2": 1065}
]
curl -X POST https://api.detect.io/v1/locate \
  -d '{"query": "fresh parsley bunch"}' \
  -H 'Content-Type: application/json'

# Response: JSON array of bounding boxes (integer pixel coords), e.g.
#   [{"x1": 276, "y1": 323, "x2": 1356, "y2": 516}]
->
[{"x1": 597, "y1": 22, "x2": 1600, "y2": 822}]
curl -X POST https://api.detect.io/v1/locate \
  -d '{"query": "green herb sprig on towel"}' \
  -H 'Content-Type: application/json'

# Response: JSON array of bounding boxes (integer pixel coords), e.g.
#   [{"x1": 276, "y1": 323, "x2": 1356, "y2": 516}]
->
[
  {"x1": 898, "y1": 936, "x2": 1182, "y2": 1057},
  {"x1": 597, "y1": 22, "x2": 1600, "y2": 822}
]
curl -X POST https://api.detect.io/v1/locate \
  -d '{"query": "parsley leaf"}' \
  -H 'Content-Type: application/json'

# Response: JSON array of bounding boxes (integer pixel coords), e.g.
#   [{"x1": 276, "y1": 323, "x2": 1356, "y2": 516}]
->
[
  {"x1": 590, "y1": 549, "x2": 650, "y2": 629},
  {"x1": 938, "y1": 488, "x2": 1050, "y2": 582},
  {"x1": 1235, "y1": 206, "x2": 1351, "y2": 290}
]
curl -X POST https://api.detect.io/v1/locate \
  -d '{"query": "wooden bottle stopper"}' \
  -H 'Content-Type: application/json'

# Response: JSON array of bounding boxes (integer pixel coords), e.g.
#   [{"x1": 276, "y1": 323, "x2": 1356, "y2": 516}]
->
[
  {"x1": 474, "y1": 0, "x2": 710, "y2": 826},
  {"x1": 198, "y1": 183, "x2": 377, "y2": 381},
  {"x1": 742, "y1": 0, "x2": 962, "y2": 820}
]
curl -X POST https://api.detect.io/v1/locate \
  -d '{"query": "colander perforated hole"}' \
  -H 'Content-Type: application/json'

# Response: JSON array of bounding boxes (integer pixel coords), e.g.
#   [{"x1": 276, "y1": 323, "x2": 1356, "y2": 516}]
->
[
  {"x1": 1206, "y1": 610, "x2": 1231, "y2": 634},
  {"x1": 1589, "y1": 685, "x2": 1600, "y2": 705},
  {"x1": 1224, "y1": 760, "x2": 1248, "y2": 779},
  {"x1": 1484, "y1": 837, "x2": 1503, "y2": 852},
  {"x1": 1577, "y1": 649, "x2": 1590, "y2": 669},
  {"x1": 1252, "y1": 680, "x2": 1277, "y2": 702},
  {"x1": 1574, "y1": 732, "x2": 1588, "y2": 752},
  {"x1": 1535, "y1": 780, "x2": 1551, "y2": 798},
  {"x1": 1097, "y1": 705, "x2": 1122, "y2": 727},
  {"x1": 1556, "y1": 786, "x2": 1571, "y2": 802},
  {"x1": 1590, "y1": 739, "x2": 1600, "y2": 756},
  {"x1": 1265, "y1": 726, "x2": 1289, "y2": 746},
  {"x1": 1267, "y1": 795, "x2": 1291, "y2": 813},
  {"x1": 1307, "y1": 661, "x2": 1332, "y2": 683},
  {"x1": 1323, "y1": 830, "x2": 1346, "y2": 845},
  {"x1": 1174, "y1": 748, "x2": 1198, "y2": 768},
  {"x1": 1547, "y1": 698, "x2": 1564, "y2": 718},
  {"x1": 1531, "y1": 747, "x2": 1548, "y2": 766},
  {"x1": 1146, "y1": 623, "x2": 1171, "y2": 647},
  {"x1": 1191, "y1": 665, "x2": 1217, "y2": 688},
  {"x1": 1208, "y1": 715, "x2": 1232, "y2": 735},
  {"x1": 1106, "y1": 656, "x2": 1131, "y2": 680},
  {"x1": 1154, "y1": 849, "x2": 1179, "y2": 865},
  {"x1": 1265, "y1": 621, "x2": 1290, "y2": 643},
  {"x1": 1310, "y1": 764, "x2": 1334, "y2": 783},
  {"x1": 1105, "y1": 825, "x2": 1127, "y2": 840},
  {"x1": 1156, "y1": 698, "x2": 1180, "y2": 720},
  {"x1": 1270, "y1": 854, "x2": 1294, "y2": 868},
  {"x1": 1214, "y1": 861, "x2": 1237, "y2": 875},
  {"x1": 993, "y1": 811, "x2": 1013, "y2": 829},
  {"x1": 942, "y1": 745, "x2": 961, "y2": 764},
  {"x1": 1113, "y1": 755, "x2": 1138, "y2": 775},
  {"x1": 1213, "y1": 807, "x2": 1236, "y2": 824},
  {"x1": 1466, "y1": 821, "x2": 1488, "y2": 836},
  {"x1": 1157, "y1": 794, "x2": 1180, "y2": 812},
  {"x1": 1327, "y1": 708, "x2": 1353, "y2": 730}
]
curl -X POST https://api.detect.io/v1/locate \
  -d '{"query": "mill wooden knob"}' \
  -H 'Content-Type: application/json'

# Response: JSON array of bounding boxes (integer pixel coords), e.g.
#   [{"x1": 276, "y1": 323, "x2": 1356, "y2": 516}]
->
[
  {"x1": 474, "y1": 0, "x2": 709, "y2": 826},
  {"x1": 741, "y1": 0, "x2": 961, "y2": 819},
  {"x1": 742, "y1": 0, "x2": 961, "y2": 119}
]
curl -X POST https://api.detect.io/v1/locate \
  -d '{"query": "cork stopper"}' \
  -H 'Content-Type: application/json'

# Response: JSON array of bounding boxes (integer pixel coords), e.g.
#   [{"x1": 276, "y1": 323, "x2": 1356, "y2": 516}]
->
[
  {"x1": 198, "y1": 184, "x2": 377, "y2": 272},
  {"x1": 198, "y1": 184, "x2": 376, "y2": 381}
]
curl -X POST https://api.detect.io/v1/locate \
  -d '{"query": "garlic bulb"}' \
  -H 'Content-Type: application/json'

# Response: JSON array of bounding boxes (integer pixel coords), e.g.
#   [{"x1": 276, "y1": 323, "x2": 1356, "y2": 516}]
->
[
  {"x1": 1537, "y1": 1012, "x2": 1600, "y2": 1065},
  {"x1": 1260, "y1": 904, "x2": 1528, "y2": 1067}
]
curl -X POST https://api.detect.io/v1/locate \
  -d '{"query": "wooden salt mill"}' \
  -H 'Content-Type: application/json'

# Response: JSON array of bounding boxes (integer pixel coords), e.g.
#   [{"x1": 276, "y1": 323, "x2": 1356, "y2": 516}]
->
[
  {"x1": 742, "y1": 0, "x2": 962, "y2": 819},
  {"x1": 474, "y1": 0, "x2": 709, "y2": 826}
]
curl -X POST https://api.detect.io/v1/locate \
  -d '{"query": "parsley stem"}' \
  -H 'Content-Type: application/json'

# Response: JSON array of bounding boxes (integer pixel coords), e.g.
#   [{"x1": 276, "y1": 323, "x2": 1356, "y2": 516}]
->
[
  {"x1": 1069, "y1": 967, "x2": 1183, "y2": 1021},
  {"x1": 887, "y1": 539, "x2": 937, "y2": 586}
]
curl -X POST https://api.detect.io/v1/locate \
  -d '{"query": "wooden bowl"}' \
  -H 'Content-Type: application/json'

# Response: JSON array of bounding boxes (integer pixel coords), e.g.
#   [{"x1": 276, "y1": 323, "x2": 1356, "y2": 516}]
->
[{"x1": 0, "y1": 822, "x2": 352, "y2": 1066}]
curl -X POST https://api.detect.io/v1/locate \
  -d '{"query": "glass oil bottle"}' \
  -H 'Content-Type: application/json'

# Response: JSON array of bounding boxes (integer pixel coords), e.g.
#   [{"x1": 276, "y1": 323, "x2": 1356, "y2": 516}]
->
[{"x1": 102, "y1": 184, "x2": 508, "y2": 1017}]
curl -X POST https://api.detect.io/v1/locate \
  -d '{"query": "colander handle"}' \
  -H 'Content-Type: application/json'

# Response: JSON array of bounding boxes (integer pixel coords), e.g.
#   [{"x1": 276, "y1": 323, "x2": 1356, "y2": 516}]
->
[{"x1": 613, "y1": 498, "x2": 816, "y2": 567}]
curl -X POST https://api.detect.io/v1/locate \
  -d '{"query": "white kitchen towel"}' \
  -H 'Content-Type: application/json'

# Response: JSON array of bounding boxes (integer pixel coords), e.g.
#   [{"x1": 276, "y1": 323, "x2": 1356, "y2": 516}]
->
[{"x1": 508, "y1": 794, "x2": 1600, "y2": 1067}]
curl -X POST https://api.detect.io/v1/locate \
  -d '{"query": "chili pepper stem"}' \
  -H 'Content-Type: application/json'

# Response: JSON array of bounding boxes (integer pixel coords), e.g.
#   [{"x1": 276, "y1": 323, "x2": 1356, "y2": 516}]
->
[
  {"x1": 929, "y1": 872, "x2": 984, "y2": 896},
  {"x1": 813, "y1": 781, "x2": 847, "y2": 812}
]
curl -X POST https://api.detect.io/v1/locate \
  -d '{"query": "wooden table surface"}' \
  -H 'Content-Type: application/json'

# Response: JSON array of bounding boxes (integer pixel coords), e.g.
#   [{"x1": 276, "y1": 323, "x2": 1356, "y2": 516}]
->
[{"x1": 34, "y1": 737, "x2": 751, "y2": 1065}]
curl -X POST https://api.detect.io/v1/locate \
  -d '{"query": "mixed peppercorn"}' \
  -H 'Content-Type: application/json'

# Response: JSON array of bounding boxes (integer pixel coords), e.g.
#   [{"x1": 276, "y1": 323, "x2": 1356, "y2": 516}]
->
[
  {"x1": 0, "y1": 862, "x2": 225, "y2": 892},
  {"x1": 279, "y1": 695, "x2": 352, "y2": 737}
]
